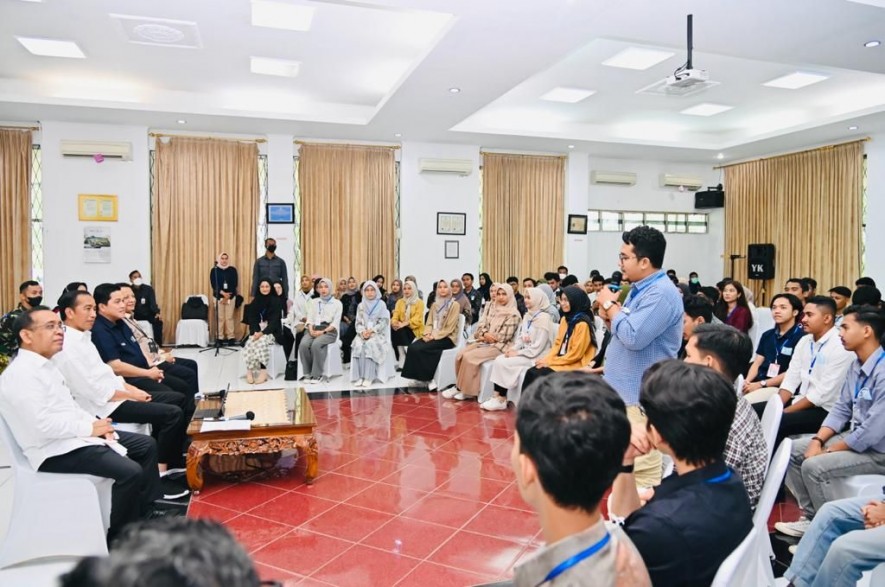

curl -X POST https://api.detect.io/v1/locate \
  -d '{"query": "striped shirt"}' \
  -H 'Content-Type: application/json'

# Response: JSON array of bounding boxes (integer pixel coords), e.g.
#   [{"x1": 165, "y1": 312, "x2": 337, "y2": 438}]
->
[{"x1": 604, "y1": 270, "x2": 684, "y2": 405}]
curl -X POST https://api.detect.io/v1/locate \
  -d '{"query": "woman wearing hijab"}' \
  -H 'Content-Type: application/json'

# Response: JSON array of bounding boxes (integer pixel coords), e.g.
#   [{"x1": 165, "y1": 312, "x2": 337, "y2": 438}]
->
[
  {"x1": 401, "y1": 279, "x2": 460, "y2": 389},
  {"x1": 386, "y1": 279, "x2": 403, "y2": 313},
  {"x1": 390, "y1": 280, "x2": 425, "y2": 368},
  {"x1": 450, "y1": 279, "x2": 473, "y2": 324},
  {"x1": 483, "y1": 287, "x2": 554, "y2": 411},
  {"x1": 242, "y1": 278, "x2": 283, "y2": 384},
  {"x1": 445, "y1": 283, "x2": 521, "y2": 400},
  {"x1": 272, "y1": 280, "x2": 296, "y2": 358},
  {"x1": 372, "y1": 274, "x2": 388, "y2": 300},
  {"x1": 298, "y1": 277, "x2": 344, "y2": 383},
  {"x1": 521, "y1": 285, "x2": 596, "y2": 391},
  {"x1": 350, "y1": 281, "x2": 391, "y2": 387},
  {"x1": 535, "y1": 283, "x2": 561, "y2": 323},
  {"x1": 209, "y1": 252, "x2": 239, "y2": 344},
  {"x1": 335, "y1": 278, "x2": 347, "y2": 300},
  {"x1": 478, "y1": 272, "x2": 493, "y2": 304},
  {"x1": 339, "y1": 277, "x2": 361, "y2": 364}
]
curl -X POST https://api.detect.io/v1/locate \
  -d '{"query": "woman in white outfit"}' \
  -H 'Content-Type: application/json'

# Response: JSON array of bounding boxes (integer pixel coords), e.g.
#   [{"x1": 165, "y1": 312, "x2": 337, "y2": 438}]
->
[
  {"x1": 297, "y1": 277, "x2": 343, "y2": 382},
  {"x1": 482, "y1": 287, "x2": 553, "y2": 411},
  {"x1": 350, "y1": 281, "x2": 391, "y2": 387}
]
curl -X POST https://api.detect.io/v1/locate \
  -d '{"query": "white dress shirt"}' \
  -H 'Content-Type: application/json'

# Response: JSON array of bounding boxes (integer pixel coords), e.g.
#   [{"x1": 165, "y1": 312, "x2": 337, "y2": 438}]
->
[
  {"x1": 52, "y1": 326, "x2": 125, "y2": 419},
  {"x1": 306, "y1": 297, "x2": 343, "y2": 329},
  {"x1": 286, "y1": 290, "x2": 313, "y2": 332},
  {"x1": 780, "y1": 326, "x2": 854, "y2": 411},
  {"x1": 0, "y1": 349, "x2": 113, "y2": 469}
]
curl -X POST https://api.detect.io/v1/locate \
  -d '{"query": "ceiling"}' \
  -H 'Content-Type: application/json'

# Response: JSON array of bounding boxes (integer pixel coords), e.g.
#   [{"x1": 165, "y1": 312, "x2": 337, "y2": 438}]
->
[{"x1": 1, "y1": 0, "x2": 883, "y2": 162}]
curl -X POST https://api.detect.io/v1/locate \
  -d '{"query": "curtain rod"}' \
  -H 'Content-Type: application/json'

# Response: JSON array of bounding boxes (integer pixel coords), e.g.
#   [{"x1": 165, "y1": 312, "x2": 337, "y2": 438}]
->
[
  {"x1": 480, "y1": 151, "x2": 567, "y2": 159},
  {"x1": 714, "y1": 137, "x2": 871, "y2": 169},
  {"x1": 149, "y1": 132, "x2": 266, "y2": 143},
  {"x1": 294, "y1": 140, "x2": 400, "y2": 150},
  {"x1": 0, "y1": 125, "x2": 40, "y2": 131}
]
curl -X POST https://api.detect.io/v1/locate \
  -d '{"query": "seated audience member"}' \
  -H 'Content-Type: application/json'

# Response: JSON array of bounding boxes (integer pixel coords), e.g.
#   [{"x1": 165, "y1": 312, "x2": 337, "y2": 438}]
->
[
  {"x1": 333, "y1": 278, "x2": 346, "y2": 299},
  {"x1": 853, "y1": 285, "x2": 882, "y2": 308},
  {"x1": 61, "y1": 517, "x2": 261, "y2": 587},
  {"x1": 386, "y1": 278, "x2": 403, "y2": 313},
  {"x1": 610, "y1": 360, "x2": 753, "y2": 587},
  {"x1": 401, "y1": 279, "x2": 460, "y2": 390},
  {"x1": 535, "y1": 284, "x2": 561, "y2": 323},
  {"x1": 557, "y1": 265, "x2": 569, "y2": 280},
  {"x1": 713, "y1": 279, "x2": 754, "y2": 333},
  {"x1": 65, "y1": 281, "x2": 89, "y2": 293},
  {"x1": 681, "y1": 293, "x2": 714, "y2": 359},
  {"x1": 688, "y1": 271, "x2": 701, "y2": 294},
  {"x1": 544, "y1": 272, "x2": 561, "y2": 298},
  {"x1": 403, "y1": 274, "x2": 424, "y2": 299},
  {"x1": 784, "y1": 492, "x2": 885, "y2": 587},
  {"x1": 283, "y1": 274, "x2": 316, "y2": 372},
  {"x1": 372, "y1": 274, "x2": 387, "y2": 300},
  {"x1": 560, "y1": 274, "x2": 579, "y2": 288},
  {"x1": 445, "y1": 283, "x2": 520, "y2": 400},
  {"x1": 461, "y1": 272, "x2": 482, "y2": 324},
  {"x1": 0, "y1": 308, "x2": 163, "y2": 541},
  {"x1": 803, "y1": 277, "x2": 818, "y2": 298},
  {"x1": 269, "y1": 280, "x2": 297, "y2": 359},
  {"x1": 350, "y1": 281, "x2": 390, "y2": 387},
  {"x1": 209, "y1": 252, "x2": 239, "y2": 345},
  {"x1": 129, "y1": 270, "x2": 163, "y2": 345},
  {"x1": 588, "y1": 274, "x2": 605, "y2": 304},
  {"x1": 759, "y1": 296, "x2": 853, "y2": 447},
  {"x1": 450, "y1": 278, "x2": 473, "y2": 323},
  {"x1": 0, "y1": 280, "x2": 44, "y2": 358},
  {"x1": 510, "y1": 372, "x2": 651, "y2": 586},
  {"x1": 298, "y1": 277, "x2": 343, "y2": 383},
  {"x1": 785, "y1": 276, "x2": 811, "y2": 300},
  {"x1": 91, "y1": 284, "x2": 194, "y2": 400},
  {"x1": 478, "y1": 272, "x2": 493, "y2": 308},
  {"x1": 683, "y1": 324, "x2": 768, "y2": 507},
  {"x1": 856, "y1": 276, "x2": 877, "y2": 289},
  {"x1": 743, "y1": 293, "x2": 805, "y2": 402},
  {"x1": 390, "y1": 280, "x2": 425, "y2": 368},
  {"x1": 522, "y1": 277, "x2": 537, "y2": 289},
  {"x1": 339, "y1": 277, "x2": 361, "y2": 364},
  {"x1": 507, "y1": 276, "x2": 527, "y2": 316},
  {"x1": 777, "y1": 305, "x2": 885, "y2": 538},
  {"x1": 828, "y1": 285, "x2": 852, "y2": 326},
  {"x1": 242, "y1": 279, "x2": 283, "y2": 384},
  {"x1": 699, "y1": 285, "x2": 720, "y2": 305},
  {"x1": 521, "y1": 286, "x2": 596, "y2": 391},
  {"x1": 484, "y1": 287, "x2": 553, "y2": 411},
  {"x1": 53, "y1": 291, "x2": 189, "y2": 477}
]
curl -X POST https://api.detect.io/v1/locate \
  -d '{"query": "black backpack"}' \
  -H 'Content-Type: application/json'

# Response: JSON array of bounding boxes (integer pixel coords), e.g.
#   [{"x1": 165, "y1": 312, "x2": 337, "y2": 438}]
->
[{"x1": 181, "y1": 296, "x2": 209, "y2": 320}]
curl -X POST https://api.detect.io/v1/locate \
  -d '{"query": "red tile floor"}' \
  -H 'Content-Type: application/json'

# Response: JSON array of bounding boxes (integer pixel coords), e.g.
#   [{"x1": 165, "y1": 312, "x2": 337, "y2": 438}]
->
[{"x1": 187, "y1": 389, "x2": 798, "y2": 586}]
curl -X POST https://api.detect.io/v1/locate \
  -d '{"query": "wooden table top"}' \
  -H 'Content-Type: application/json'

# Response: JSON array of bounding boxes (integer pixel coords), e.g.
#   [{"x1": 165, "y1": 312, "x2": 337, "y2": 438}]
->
[{"x1": 187, "y1": 387, "x2": 316, "y2": 441}]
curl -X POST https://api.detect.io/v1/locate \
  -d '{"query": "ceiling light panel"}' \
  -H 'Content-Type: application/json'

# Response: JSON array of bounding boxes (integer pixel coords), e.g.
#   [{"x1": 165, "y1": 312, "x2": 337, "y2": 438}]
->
[
  {"x1": 680, "y1": 103, "x2": 733, "y2": 116},
  {"x1": 540, "y1": 87, "x2": 596, "y2": 103},
  {"x1": 251, "y1": 57, "x2": 300, "y2": 77},
  {"x1": 111, "y1": 15, "x2": 202, "y2": 49},
  {"x1": 602, "y1": 47, "x2": 674, "y2": 70},
  {"x1": 16, "y1": 37, "x2": 85, "y2": 58},
  {"x1": 763, "y1": 72, "x2": 829, "y2": 89},
  {"x1": 251, "y1": 0, "x2": 315, "y2": 31}
]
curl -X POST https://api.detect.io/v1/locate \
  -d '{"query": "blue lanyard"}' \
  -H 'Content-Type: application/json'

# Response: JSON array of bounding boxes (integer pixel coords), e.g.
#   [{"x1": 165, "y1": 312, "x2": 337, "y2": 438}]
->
[
  {"x1": 773, "y1": 325, "x2": 801, "y2": 360},
  {"x1": 855, "y1": 350, "x2": 885, "y2": 398},
  {"x1": 809, "y1": 338, "x2": 829, "y2": 374},
  {"x1": 523, "y1": 311, "x2": 543, "y2": 334},
  {"x1": 706, "y1": 469, "x2": 732, "y2": 484},
  {"x1": 538, "y1": 532, "x2": 611, "y2": 586},
  {"x1": 435, "y1": 298, "x2": 452, "y2": 316},
  {"x1": 625, "y1": 272, "x2": 666, "y2": 305}
]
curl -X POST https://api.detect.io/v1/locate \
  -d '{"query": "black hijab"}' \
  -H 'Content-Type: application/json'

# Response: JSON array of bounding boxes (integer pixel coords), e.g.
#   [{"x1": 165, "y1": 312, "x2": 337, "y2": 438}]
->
[
  {"x1": 252, "y1": 279, "x2": 282, "y2": 321},
  {"x1": 559, "y1": 285, "x2": 596, "y2": 351}
]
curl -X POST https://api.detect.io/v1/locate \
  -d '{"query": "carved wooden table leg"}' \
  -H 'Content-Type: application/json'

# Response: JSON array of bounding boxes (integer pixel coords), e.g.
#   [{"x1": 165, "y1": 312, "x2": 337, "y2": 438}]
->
[
  {"x1": 296, "y1": 434, "x2": 319, "y2": 484},
  {"x1": 187, "y1": 441, "x2": 210, "y2": 492}
]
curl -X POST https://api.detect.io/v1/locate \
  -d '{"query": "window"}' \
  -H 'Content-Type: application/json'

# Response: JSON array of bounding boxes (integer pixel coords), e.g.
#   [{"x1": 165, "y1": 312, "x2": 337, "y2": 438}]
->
[
  {"x1": 587, "y1": 209, "x2": 708, "y2": 234},
  {"x1": 31, "y1": 145, "x2": 43, "y2": 282},
  {"x1": 600, "y1": 211, "x2": 622, "y2": 232},
  {"x1": 644, "y1": 212, "x2": 666, "y2": 231},
  {"x1": 622, "y1": 212, "x2": 644, "y2": 231},
  {"x1": 666, "y1": 213, "x2": 687, "y2": 233}
]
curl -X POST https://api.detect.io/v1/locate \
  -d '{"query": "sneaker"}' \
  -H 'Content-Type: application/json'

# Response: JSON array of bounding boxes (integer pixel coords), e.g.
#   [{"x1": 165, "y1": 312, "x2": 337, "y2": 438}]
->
[
  {"x1": 480, "y1": 397, "x2": 508, "y2": 411},
  {"x1": 453, "y1": 392, "x2": 469, "y2": 401},
  {"x1": 441, "y1": 388, "x2": 459, "y2": 399},
  {"x1": 309, "y1": 377, "x2": 322, "y2": 384},
  {"x1": 775, "y1": 518, "x2": 812, "y2": 537},
  {"x1": 427, "y1": 380, "x2": 438, "y2": 391},
  {"x1": 788, "y1": 544, "x2": 798, "y2": 555},
  {"x1": 162, "y1": 488, "x2": 190, "y2": 500}
]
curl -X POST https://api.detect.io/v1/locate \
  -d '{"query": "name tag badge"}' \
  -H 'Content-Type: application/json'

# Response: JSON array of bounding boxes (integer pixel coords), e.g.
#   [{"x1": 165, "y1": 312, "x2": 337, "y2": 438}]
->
[
  {"x1": 141, "y1": 298, "x2": 146, "y2": 305},
  {"x1": 767, "y1": 363, "x2": 780, "y2": 378},
  {"x1": 781, "y1": 346, "x2": 793, "y2": 356},
  {"x1": 259, "y1": 321, "x2": 268, "y2": 331},
  {"x1": 860, "y1": 388, "x2": 873, "y2": 401},
  {"x1": 223, "y1": 282, "x2": 228, "y2": 289}
]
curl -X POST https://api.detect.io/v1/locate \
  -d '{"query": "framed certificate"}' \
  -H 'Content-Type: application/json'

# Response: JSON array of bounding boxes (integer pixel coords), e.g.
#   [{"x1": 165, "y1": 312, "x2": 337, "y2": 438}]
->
[
  {"x1": 444, "y1": 240, "x2": 459, "y2": 259},
  {"x1": 437, "y1": 212, "x2": 466, "y2": 235},
  {"x1": 78, "y1": 194, "x2": 118, "y2": 222},
  {"x1": 568, "y1": 214, "x2": 588, "y2": 235}
]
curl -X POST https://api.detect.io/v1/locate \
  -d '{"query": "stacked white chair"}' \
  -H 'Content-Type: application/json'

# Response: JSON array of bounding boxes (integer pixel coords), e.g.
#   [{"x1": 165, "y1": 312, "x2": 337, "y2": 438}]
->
[{"x1": 175, "y1": 294, "x2": 210, "y2": 347}]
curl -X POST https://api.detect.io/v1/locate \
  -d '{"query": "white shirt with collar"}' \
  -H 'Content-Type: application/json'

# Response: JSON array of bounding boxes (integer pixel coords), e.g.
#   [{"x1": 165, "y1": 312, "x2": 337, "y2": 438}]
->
[
  {"x1": 52, "y1": 326, "x2": 125, "y2": 419},
  {"x1": 0, "y1": 349, "x2": 111, "y2": 470},
  {"x1": 780, "y1": 326, "x2": 854, "y2": 411},
  {"x1": 287, "y1": 289, "x2": 313, "y2": 328}
]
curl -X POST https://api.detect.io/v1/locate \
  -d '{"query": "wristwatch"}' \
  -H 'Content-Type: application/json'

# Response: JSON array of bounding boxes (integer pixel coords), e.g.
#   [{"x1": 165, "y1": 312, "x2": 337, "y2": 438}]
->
[
  {"x1": 603, "y1": 300, "x2": 619, "y2": 311},
  {"x1": 761, "y1": 380, "x2": 768, "y2": 388}
]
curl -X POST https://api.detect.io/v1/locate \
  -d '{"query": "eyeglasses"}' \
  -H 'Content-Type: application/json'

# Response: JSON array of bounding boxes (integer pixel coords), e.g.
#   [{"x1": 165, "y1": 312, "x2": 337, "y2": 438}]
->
[
  {"x1": 618, "y1": 254, "x2": 637, "y2": 262},
  {"x1": 30, "y1": 322, "x2": 64, "y2": 333}
]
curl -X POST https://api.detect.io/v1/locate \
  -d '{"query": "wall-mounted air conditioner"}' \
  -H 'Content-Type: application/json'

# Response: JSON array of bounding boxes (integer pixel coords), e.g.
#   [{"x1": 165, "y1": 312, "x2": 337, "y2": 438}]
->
[
  {"x1": 61, "y1": 140, "x2": 133, "y2": 161},
  {"x1": 659, "y1": 173, "x2": 703, "y2": 191},
  {"x1": 590, "y1": 170, "x2": 637, "y2": 186},
  {"x1": 418, "y1": 158, "x2": 473, "y2": 176}
]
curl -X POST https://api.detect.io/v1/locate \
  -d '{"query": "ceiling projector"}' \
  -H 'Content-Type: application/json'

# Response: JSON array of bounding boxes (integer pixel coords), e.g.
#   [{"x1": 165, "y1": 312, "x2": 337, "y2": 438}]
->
[{"x1": 666, "y1": 68, "x2": 710, "y2": 88}]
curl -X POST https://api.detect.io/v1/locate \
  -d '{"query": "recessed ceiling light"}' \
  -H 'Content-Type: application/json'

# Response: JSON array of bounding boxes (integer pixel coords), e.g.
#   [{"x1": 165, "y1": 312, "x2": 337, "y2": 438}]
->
[
  {"x1": 848, "y1": 125, "x2": 859, "y2": 130},
  {"x1": 394, "y1": 133, "x2": 402, "y2": 138},
  {"x1": 449, "y1": 87, "x2": 461, "y2": 94},
  {"x1": 177, "y1": 119, "x2": 187, "y2": 124},
  {"x1": 16, "y1": 36, "x2": 85, "y2": 58},
  {"x1": 602, "y1": 47, "x2": 674, "y2": 71},
  {"x1": 680, "y1": 103, "x2": 734, "y2": 117},
  {"x1": 763, "y1": 72, "x2": 829, "y2": 89},
  {"x1": 717, "y1": 153, "x2": 725, "y2": 160},
  {"x1": 250, "y1": 56, "x2": 300, "y2": 78},
  {"x1": 251, "y1": 0, "x2": 315, "y2": 32},
  {"x1": 540, "y1": 87, "x2": 596, "y2": 103},
  {"x1": 865, "y1": 40, "x2": 882, "y2": 48},
  {"x1": 567, "y1": 145, "x2": 575, "y2": 149}
]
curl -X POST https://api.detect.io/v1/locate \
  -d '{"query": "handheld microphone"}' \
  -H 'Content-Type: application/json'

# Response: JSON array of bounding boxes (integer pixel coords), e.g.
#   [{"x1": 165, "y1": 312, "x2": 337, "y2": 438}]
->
[{"x1": 205, "y1": 411, "x2": 255, "y2": 422}]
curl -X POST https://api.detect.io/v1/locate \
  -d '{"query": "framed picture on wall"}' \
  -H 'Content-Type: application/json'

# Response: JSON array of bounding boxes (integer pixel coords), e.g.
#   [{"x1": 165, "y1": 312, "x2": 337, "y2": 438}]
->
[
  {"x1": 78, "y1": 194, "x2": 118, "y2": 222},
  {"x1": 567, "y1": 214, "x2": 588, "y2": 235},
  {"x1": 437, "y1": 212, "x2": 466, "y2": 235},
  {"x1": 267, "y1": 203, "x2": 295, "y2": 224},
  {"x1": 444, "y1": 240, "x2": 459, "y2": 259}
]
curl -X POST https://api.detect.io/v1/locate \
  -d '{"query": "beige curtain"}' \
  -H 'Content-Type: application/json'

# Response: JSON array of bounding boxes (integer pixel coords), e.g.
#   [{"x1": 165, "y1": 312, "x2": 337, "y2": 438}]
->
[
  {"x1": 152, "y1": 138, "x2": 259, "y2": 344},
  {"x1": 0, "y1": 129, "x2": 32, "y2": 312},
  {"x1": 724, "y1": 141, "x2": 864, "y2": 305},
  {"x1": 299, "y1": 143, "x2": 396, "y2": 281},
  {"x1": 482, "y1": 153, "x2": 565, "y2": 280}
]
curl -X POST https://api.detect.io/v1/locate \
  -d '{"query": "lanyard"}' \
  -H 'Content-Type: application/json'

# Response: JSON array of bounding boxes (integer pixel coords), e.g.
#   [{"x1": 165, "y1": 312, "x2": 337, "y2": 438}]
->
[
  {"x1": 537, "y1": 532, "x2": 611, "y2": 586},
  {"x1": 523, "y1": 311, "x2": 543, "y2": 335},
  {"x1": 855, "y1": 350, "x2": 885, "y2": 398},
  {"x1": 625, "y1": 272, "x2": 666, "y2": 305},
  {"x1": 773, "y1": 325, "x2": 801, "y2": 360},
  {"x1": 809, "y1": 338, "x2": 829, "y2": 374}
]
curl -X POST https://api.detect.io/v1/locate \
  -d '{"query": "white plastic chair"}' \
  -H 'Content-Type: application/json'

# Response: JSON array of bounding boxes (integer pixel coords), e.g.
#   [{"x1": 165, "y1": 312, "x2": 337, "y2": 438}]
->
[
  {"x1": 477, "y1": 361, "x2": 495, "y2": 403},
  {"x1": 828, "y1": 474, "x2": 885, "y2": 501},
  {"x1": 175, "y1": 294, "x2": 209, "y2": 347},
  {"x1": 711, "y1": 527, "x2": 762, "y2": 587},
  {"x1": 433, "y1": 314, "x2": 466, "y2": 391},
  {"x1": 760, "y1": 395, "x2": 784, "y2": 466},
  {"x1": 752, "y1": 438, "x2": 792, "y2": 586},
  {"x1": 0, "y1": 414, "x2": 111, "y2": 568},
  {"x1": 266, "y1": 344, "x2": 287, "y2": 379},
  {"x1": 505, "y1": 367, "x2": 530, "y2": 407},
  {"x1": 350, "y1": 343, "x2": 397, "y2": 384},
  {"x1": 136, "y1": 319, "x2": 154, "y2": 341},
  {"x1": 755, "y1": 307, "x2": 775, "y2": 339}
]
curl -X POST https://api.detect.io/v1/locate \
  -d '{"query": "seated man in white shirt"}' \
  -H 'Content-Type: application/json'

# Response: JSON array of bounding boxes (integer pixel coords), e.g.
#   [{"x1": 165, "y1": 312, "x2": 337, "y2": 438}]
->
[
  {"x1": 0, "y1": 307, "x2": 163, "y2": 541},
  {"x1": 53, "y1": 290, "x2": 189, "y2": 481}
]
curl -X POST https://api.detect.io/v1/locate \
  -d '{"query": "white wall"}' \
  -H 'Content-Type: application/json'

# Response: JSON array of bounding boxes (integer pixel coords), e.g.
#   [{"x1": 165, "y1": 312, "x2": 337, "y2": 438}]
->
[
  {"x1": 863, "y1": 133, "x2": 885, "y2": 283},
  {"x1": 265, "y1": 134, "x2": 296, "y2": 294},
  {"x1": 40, "y1": 121, "x2": 150, "y2": 302},
  {"x1": 399, "y1": 141, "x2": 481, "y2": 295}
]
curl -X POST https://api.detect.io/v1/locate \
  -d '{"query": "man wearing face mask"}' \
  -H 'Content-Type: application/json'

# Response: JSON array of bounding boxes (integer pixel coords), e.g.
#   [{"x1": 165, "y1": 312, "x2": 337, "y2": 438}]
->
[
  {"x1": 129, "y1": 270, "x2": 163, "y2": 346},
  {"x1": 0, "y1": 280, "x2": 44, "y2": 360},
  {"x1": 251, "y1": 238, "x2": 288, "y2": 299}
]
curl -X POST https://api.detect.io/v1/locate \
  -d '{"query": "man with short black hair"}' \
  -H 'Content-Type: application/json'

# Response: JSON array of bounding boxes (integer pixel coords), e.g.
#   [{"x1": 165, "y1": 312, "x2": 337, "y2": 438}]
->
[
  {"x1": 510, "y1": 372, "x2": 650, "y2": 586},
  {"x1": 785, "y1": 277, "x2": 810, "y2": 300},
  {"x1": 610, "y1": 360, "x2": 753, "y2": 586},
  {"x1": 683, "y1": 323, "x2": 769, "y2": 507},
  {"x1": 251, "y1": 238, "x2": 288, "y2": 298},
  {"x1": 743, "y1": 293, "x2": 805, "y2": 401},
  {"x1": 522, "y1": 277, "x2": 537, "y2": 289},
  {"x1": 681, "y1": 294, "x2": 713, "y2": 359},
  {"x1": 461, "y1": 272, "x2": 482, "y2": 324},
  {"x1": 856, "y1": 276, "x2": 877, "y2": 289},
  {"x1": 506, "y1": 276, "x2": 527, "y2": 316},
  {"x1": 829, "y1": 285, "x2": 853, "y2": 325},
  {"x1": 852, "y1": 286, "x2": 882, "y2": 308},
  {"x1": 544, "y1": 271, "x2": 561, "y2": 292},
  {"x1": 0, "y1": 280, "x2": 44, "y2": 358}
]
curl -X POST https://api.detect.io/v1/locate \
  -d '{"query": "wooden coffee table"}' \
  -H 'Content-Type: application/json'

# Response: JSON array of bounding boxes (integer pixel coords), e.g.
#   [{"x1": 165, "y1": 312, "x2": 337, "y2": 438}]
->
[{"x1": 185, "y1": 387, "x2": 318, "y2": 492}]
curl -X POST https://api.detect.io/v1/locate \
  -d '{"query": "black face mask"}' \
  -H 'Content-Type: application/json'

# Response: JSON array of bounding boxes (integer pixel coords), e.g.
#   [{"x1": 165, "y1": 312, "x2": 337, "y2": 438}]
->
[
  {"x1": 267, "y1": 245, "x2": 277, "y2": 253},
  {"x1": 27, "y1": 296, "x2": 43, "y2": 307}
]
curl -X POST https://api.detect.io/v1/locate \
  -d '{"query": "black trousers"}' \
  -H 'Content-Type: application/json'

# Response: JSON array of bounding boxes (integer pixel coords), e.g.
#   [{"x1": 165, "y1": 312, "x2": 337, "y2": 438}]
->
[
  {"x1": 162, "y1": 357, "x2": 199, "y2": 392},
  {"x1": 391, "y1": 327, "x2": 416, "y2": 359},
  {"x1": 125, "y1": 377, "x2": 195, "y2": 422},
  {"x1": 110, "y1": 392, "x2": 186, "y2": 467},
  {"x1": 400, "y1": 338, "x2": 455, "y2": 381},
  {"x1": 39, "y1": 431, "x2": 161, "y2": 541},
  {"x1": 340, "y1": 321, "x2": 357, "y2": 363},
  {"x1": 521, "y1": 366, "x2": 555, "y2": 391}
]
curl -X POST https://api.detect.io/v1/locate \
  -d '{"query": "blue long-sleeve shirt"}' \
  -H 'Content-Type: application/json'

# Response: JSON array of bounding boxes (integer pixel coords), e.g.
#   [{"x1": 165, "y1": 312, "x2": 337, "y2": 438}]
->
[
  {"x1": 603, "y1": 270, "x2": 684, "y2": 405},
  {"x1": 822, "y1": 346, "x2": 885, "y2": 453}
]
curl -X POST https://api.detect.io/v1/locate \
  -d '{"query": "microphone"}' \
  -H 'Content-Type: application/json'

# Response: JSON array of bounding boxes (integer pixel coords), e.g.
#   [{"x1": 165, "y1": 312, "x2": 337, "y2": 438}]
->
[{"x1": 205, "y1": 411, "x2": 255, "y2": 422}]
